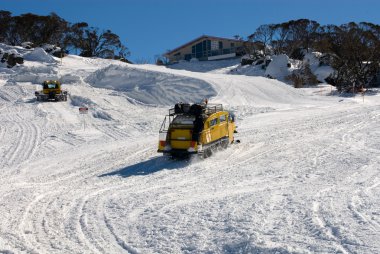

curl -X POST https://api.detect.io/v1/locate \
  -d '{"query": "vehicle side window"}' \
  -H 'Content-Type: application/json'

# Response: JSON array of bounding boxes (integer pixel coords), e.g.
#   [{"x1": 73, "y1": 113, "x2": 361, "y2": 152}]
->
[
  {"x1": 209, "y1": 118, "x2": 218, "y2": 127},
  {"x1": 220, "y1": 114, "x2": 226, "y2": 122}
]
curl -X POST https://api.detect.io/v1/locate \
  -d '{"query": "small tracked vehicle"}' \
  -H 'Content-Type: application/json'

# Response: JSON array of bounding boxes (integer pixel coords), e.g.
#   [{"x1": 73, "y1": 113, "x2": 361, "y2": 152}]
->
[
  {"x1": 35, "y1": 80, "x2": 68, "y2": 102},
  {"x1": 158, "y1": 102, "x2": 236, "y2": 158}
]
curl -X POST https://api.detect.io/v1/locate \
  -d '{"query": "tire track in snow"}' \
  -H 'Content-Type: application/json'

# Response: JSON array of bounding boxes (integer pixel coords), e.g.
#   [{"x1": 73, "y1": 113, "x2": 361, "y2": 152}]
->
[
  {"x1": 94, "y1": 122, "x2": 130, "y2": 141},
  {"x1": 72, "y1": 146, "x2": 155, "y2": 253},
  {"x1": 1, "y1": 121, "x2": 22, "y2": 168},
  {"x1": 0, "y1": 102, "x2": 44, "y2": 169},
  {"x1": 5, "y1": 121, "x2": 40, "y2": 167},
  {"x1": 13, "y1": 140, "x2": 153, "y2": 253},
  {"x1": 307, "y1": 105, "x2": 380, "y2": 254},
  {"x1": 312, "y1": 190, "x2": 351, "y2": 254}
]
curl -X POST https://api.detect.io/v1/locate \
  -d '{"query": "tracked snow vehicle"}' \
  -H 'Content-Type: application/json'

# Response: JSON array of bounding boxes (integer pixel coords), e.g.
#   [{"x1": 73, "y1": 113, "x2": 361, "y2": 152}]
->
[
  {"x1": 158, "y1": 102, "x2": 236, "y2": 158},
  {"x1": 35, "y1": 80, "x2": 68, "y2": 102}
]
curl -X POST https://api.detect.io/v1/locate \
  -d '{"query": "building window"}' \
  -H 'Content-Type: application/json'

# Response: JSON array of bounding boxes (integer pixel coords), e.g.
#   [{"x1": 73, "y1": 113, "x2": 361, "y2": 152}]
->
[
  {"x1": 219, "y1": 41, "x2": 223, "y2": 49},
  {"x1": 192, "y1": 40, "x2": 213, "y2": 59}
]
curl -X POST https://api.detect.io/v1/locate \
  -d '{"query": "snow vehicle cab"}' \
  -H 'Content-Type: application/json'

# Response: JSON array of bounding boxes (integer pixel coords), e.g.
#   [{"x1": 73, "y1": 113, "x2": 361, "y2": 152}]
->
[
  {"x1": 35, "y1": 80, "x2": 68, "y2": 101},
  {"x1": 158, "y1": 102, "x2": 236, "y2": 158}
]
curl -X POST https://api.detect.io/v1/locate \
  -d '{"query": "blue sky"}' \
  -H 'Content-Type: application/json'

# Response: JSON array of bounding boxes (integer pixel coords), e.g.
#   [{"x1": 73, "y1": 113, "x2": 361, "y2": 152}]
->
[{"x1": 1, "y1": 0, "x2": 380, "y2": 62}]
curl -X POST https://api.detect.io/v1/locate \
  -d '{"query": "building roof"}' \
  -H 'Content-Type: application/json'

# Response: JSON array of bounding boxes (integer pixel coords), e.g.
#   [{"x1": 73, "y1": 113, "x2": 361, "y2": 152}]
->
[{"x1": 165, "y1": 35, "x2": 244, "y2": 56}]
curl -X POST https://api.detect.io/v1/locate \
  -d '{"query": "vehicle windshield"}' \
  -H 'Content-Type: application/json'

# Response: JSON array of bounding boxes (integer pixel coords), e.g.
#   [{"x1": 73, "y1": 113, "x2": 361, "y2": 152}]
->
[
  {"x1": 44, "y1": 83, "x2": 58, "y2": 89},
  {"x1": 172, "y1": 115, "x2": 195, "y2": 126}
]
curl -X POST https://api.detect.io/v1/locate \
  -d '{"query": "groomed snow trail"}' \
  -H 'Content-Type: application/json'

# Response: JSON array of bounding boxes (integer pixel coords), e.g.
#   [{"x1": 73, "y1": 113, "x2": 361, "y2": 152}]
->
[{"x1": 0, "y1": 54, "x2": 379, "y2": 253}]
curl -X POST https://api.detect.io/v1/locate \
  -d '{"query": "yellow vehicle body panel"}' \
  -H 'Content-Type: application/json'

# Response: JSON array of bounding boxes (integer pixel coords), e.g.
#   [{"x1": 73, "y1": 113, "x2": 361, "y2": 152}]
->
[
  {"x1": 199, "y1": 111, "x2": 235, "y2": 146},
  {"x1": 170, "y1": 128, "x2": 192, "y2": 149},
  {"x1": 42, "y1": 88, "x2": 61, "y2": 94},
  {"x1": 158, "y1": 105, "x2": 236, "y2": 156}
]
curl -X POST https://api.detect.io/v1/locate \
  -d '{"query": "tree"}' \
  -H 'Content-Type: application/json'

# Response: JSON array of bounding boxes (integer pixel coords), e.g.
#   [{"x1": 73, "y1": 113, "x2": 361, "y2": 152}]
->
[
  {"x1": 323, "y1": 22, "x2": 380, "y2": 91},
  {"x1": 3, "y1": 12, "x2": 69, "y2": 47},
  {"x1": 41, "y1": 12, "x2": 69, "y2": 48},
  {"x1": 66, "y1": 22, "x2": 129, "y2": 58},
  {"x1": 271, "y1": 22, "x2": 290, "y2": 55},
  {"x1": 80, "y1": 28, "x2": 126, "y2": 58},
  {"x1": 286, "y1": 19, "x2": 320, "y2": 57},
  {"x1": 0, "y1": 10, "x2": 12, "y2": 44},
  {"x1": 0, "y1": 11, "x2": 130, "y2": 60},
  {"x1": 249, "y1": 24, "x2": 275, "y2": 56}
]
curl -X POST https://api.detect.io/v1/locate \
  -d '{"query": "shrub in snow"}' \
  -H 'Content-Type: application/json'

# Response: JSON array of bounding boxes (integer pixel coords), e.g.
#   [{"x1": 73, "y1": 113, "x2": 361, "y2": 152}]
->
[
  {"x1": 301, "y1": 52, "x2": 334, "y2": 83},
  {"x1": 241, "y1": 58, "x2": 254, "y2": 66},
  {"x1": 290, "y1": 48, "x2": 305, "y2": 60},
  {"x1": 21, "y1": 42, "x2": 35, "y2": 49},
  {"x1": 156, "y1": 59, "x2": 165, "y2": 66},
  {"x1": 286, "y1": 62, "x2": 318, "y2": 88},
  {"x1": 41, "y1": 44, "x2": 65, "y2": 58},
  {"x1": 319, "y1": 53, "x2": 334, "y2": 66},
  {"x1": 0, "y1": 49, "x2": 4, "y2": 63},
  {"x1": 255, "y1": 59, "x2": 264, "y2": 65},
  {"x1": 0, "y1": 49, "x2": 24, "y2": 68},
  {"x1": 286, "y1": 72, "x2": 304, "y2": 88},
  {"x1": 241, "y1": 52, "x2": 265, "y2": 66}
]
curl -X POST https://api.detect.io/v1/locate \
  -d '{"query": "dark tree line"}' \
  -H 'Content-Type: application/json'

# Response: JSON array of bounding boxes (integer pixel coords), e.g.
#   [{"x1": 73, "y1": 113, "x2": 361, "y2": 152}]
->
[
  {"x1": 248, "y1": 19, "x2": 380, "y2": 91},
  {"x1": 0, "y1": 10, "x2": 129, "y2": 59}
]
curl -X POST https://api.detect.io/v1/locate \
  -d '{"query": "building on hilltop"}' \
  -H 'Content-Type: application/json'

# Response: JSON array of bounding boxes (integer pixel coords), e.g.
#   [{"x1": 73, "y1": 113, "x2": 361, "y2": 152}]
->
[{"x1": 164, "y1": 35, "x2": 254, "y2": 63}]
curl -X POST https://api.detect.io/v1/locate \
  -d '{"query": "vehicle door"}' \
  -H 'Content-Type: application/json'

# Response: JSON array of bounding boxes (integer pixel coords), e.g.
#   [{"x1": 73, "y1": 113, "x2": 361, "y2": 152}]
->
[
  {"x1": 209, "y1": 117, "x2": 219, "y2": 142},
  {"x1": 219, "y1": 113, "x2": 228, "y2": 138}
]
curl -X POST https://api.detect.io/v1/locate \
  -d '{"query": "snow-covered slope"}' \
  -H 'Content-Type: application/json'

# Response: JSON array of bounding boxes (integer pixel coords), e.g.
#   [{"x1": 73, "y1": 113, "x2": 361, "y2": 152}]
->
[{"x1": 0, "y1": 45, "x2": 379, "y2": 253}]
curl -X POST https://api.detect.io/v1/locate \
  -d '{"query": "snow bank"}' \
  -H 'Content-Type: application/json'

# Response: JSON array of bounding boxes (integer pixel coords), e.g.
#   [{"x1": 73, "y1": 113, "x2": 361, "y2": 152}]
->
[
  {"x1": 9, "y1": 65, "x2": 58, "y2": 84},
  {"x1": 168, "y1": 58, "x2": 241, "y2": 73},
  {"x1": 60, "y1": 73, "x2": 82, "y2": 84},
  {"x1": 228, "y1": 64, "x2": 265, "y2": 76},
  {"x1": 0, "y1": 43, "x2": 31, "y2": 55},
  {"x1": 265, "y1": 54, "x2": 291, "y2": 80},
  {"x1": 303, "y1": 52, "x2": 320, "y2": 71},
  {"x1": 24, "y1": 48, "x2": 56, "y2": 63},
  {"x1": 85, "y1": 64, "x2": 216, "y2": 105},
  {"x1": 304, "y1": 52, "x2": 334, "y2": 82},
  {"x1": 314, "y1": 65, "x2": 334, "y2": 82},
  {"x1": 70, "y1": 95, "x2": 96, "y2": 107},
  {"x1": 92, "y1": 110, "x2": 113, "y2": 120},
  {"x1": 71, "y1": 95, "x2": 112, "y2": 121}
]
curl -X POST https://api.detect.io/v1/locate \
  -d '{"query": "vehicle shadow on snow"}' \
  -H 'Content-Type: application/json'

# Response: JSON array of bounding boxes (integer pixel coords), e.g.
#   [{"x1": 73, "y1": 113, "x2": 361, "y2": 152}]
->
[
  {"x1": 223, "y1": 242, "x2": 292, "y2": 254},
  {"x1": 99, "y1": 156, "x2": 190, "y2": 178}
]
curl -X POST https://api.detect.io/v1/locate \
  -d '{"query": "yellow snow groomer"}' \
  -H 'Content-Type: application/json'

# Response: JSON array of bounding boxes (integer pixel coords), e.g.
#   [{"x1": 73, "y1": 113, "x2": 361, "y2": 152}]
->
[
  {"x1": 158, "y1": 103, "x2": 236, "y2": 158},
  {"x1": 35, "y1": 80, "x2": 68, "y2": 101}
]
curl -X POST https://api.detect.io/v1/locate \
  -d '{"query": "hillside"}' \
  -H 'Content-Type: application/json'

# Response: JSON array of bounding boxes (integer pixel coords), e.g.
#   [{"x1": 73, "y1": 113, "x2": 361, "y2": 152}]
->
[{"x1": 0, "y1": 45, "x2": 379, "y2": 253}]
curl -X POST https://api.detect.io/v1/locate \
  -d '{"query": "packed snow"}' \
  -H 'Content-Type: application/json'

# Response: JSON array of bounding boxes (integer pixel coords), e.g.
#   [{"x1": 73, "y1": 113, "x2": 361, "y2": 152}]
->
[
  {"x1": 0, "y1": 44, "x2": 379, "y2": 254},
  {"x1": 23, "y1": 47, "x2": 57, "y2": 63}
]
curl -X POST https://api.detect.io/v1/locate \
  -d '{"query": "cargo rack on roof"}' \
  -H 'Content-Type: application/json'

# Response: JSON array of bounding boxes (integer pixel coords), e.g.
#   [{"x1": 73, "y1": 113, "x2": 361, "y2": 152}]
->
[{"x1": 169, "y1": 103, "x2": 223, "y2": 116}]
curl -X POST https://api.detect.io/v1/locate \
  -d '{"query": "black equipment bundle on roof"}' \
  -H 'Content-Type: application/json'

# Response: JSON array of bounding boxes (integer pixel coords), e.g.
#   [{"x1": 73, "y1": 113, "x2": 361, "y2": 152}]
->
[{"x1": 170, "y1": 102, "x2": 223, "y2": 117}]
